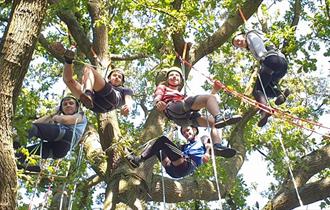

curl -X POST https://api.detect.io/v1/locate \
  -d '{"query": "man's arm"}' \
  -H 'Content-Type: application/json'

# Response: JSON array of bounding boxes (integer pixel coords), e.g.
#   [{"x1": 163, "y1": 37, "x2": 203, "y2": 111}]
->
[
  {"x1": 201, "y1": 136, "x2": 212, "y2": 163},
  {"x1": 52, "y1": 113, "x2": 83, "y2": 125},
  {"x1": 121, "y1": 94, "x2": 133, "y2": 116}
]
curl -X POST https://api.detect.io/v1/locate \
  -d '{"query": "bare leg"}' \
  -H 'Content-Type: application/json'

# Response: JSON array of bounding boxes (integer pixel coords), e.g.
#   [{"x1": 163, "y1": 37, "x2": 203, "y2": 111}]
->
[
  {"x1": 82, "y1": 66, "x2": 95, "y2": 91},
  {"x1": 196, "y1": 116, "x2": 221, "y2": 144},
  {"x1": 90, "y1": 67, "x2": 106, "y2": 92},
  {"x1": 191, "y1": 95, "x2": 220, "y2": 117},
  {"x1": 196, "y1": 116, "x2": 236, "y2": 158},
  {"x1": 63, "y1": 64, "x2": 83, "y2": 98}
]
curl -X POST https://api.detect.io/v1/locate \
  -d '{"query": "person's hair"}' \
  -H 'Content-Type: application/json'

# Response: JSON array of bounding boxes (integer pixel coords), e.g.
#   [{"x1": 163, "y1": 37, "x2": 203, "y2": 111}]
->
[
  {"x1": 59, "y1": 95, "x2": 79, "y2": 114},
  {"x1": 180, "y1": 126, "x2": 199, "y2": 136},
  {"x1": 107, "y1": 68, "x2": 125, "y2": 85}
]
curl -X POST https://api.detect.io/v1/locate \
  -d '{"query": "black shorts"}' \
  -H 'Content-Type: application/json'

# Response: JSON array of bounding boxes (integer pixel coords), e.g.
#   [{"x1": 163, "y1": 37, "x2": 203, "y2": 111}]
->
[
  {"x1": 91, "y1": 82, "x2": 119, "y2": 113},
  {"x1": 164, "y1": 158, "x2": 196, "y2": 178},
  {"x1": 164, "y1": 96, "x2": 201, "y2": 127}
]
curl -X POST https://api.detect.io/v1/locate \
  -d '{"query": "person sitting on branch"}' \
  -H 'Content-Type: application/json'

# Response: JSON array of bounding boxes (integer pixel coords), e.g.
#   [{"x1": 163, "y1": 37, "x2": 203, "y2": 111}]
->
[
  {"x1": 51, "y1": 42, "x2": 133, "y2": 114},
  {"x1": 232, "y1": 30, "x2": 290, "y2": 127},
  {"x1": 126, "y1": 125, "x2": 236, "y2": 178},
  {"x1": 154, "y1": 66, "x2": 242, "y2": 152},
  {"x1": 15, "y1": 96, "x2": 88, "y2": 172}
]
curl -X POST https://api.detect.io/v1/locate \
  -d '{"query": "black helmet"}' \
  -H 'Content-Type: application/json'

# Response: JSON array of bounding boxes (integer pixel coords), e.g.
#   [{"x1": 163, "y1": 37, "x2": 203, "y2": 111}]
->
[
  {"x1": 107, "y1": 68, "x2": 125, "y2": 84},
  {"x1": 180, "y1": 125, "x2": 199, "y2": 136},
  {"x1": 59, "y1": 95, "x2": 80, "y2": 114}
]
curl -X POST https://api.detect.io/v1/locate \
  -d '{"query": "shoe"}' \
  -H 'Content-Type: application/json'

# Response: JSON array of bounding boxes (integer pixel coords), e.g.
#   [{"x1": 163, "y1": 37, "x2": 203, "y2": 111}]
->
[
  {"x1": 213, "y1": 144, "x2": 237, "y2": 158},
  {"x1": 275, "y1": 89, "x2": 290, "y2": 105},
  {"x1": 257, "y1": 111, "x2": 271, "y2": 127},
  {"x1": 79, "y1": 91, "x2": 94, "y2": 109},
  {"x1": 126, "y1": 155, "x2": 142, "y2": 168},
  {"x1": 17, "y1": 162, "x2": 41, "y2": 172},
  {"x1": 214, "y1": 114, "x2": 242, "y2": 129}
]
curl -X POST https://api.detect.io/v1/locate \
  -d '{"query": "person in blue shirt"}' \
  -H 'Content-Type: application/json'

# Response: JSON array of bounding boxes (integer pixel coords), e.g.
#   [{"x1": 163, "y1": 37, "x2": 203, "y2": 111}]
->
[
  {"x1": 126, "y1": 125, "x2": 236, "y2": 178},
  {"x1": 15, "y1": 96, "x2": 88, "y2": 172},
  {"x1": 232, "y1": 30, "x2": 290, "y2": 127}
]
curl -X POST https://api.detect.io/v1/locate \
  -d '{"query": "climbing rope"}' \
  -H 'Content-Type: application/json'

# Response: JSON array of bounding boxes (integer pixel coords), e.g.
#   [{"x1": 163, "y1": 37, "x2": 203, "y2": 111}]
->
[
  {"x1": 278, "y1": 125, "x2": 304, "y2": 206},
  {"x1": 159, "y1": 150, "x2": 167, "y2": 210},
  {"x1": 177, "y1": 56, "x2": 330, "y2": 138},
  {"x1": 205, "y1": 111, "x2": 224, "y2": 210}
]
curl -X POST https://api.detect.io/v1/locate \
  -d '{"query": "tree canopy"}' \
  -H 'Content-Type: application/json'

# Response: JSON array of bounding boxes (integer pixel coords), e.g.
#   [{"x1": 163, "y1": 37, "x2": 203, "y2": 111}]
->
[{"x1": 0, "y1": 0, "x2": 329, "y2": 209}]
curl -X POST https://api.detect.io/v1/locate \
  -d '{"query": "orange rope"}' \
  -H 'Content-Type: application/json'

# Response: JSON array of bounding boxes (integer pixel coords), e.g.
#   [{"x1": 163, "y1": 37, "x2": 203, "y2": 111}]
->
[
  {"x1": 238, "y1": 7, "x2": 247, "y2": 23},
  {"x1": 176, "y1": 55, "x2": 330, "y2": 138}
]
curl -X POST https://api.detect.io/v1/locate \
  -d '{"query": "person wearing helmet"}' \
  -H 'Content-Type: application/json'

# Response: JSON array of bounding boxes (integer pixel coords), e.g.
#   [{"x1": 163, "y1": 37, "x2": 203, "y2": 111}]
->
[
  {"x1": 15, "y1": 96, "x2": 88, "y2": 172},
  {"x1": 52, "y1": 42, "x2": 133, "y2": 114},
  {"x1": 126, "y1": 125, "x2": 235, "y2": 178},
  {"x1": 232, "y1": 30, "x2": 290, "y2": 127},
  {"x1": 153, "y1": 66, "x2": 242, "y2": 152}
]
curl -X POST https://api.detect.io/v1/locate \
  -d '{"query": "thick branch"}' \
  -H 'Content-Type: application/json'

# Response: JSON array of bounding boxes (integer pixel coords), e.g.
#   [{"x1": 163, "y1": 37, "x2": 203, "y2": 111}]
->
[
  {"x1": 276, "y1": 144, "x2": 330, "y2": 194},
  {"x1": 191, "y1": 0, "x2": 263, "y2": 65},
  {"x1": 263, "y1": 177, "x2": 330, "y2": 210},
  {"x1": 110, "y1": 53, "x2": 149, "y2": 61},
  {"x1": 48, "y1": 0, "x2": 96, "y2": 64},
  {"x1": 87, "y1": 0, "x2": 109, "y2": 64}
]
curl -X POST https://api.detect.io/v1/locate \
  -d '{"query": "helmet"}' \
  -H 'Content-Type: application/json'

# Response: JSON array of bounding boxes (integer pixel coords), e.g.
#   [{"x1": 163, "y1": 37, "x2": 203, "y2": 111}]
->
[
  {"x1": 107, "y1": 68, "x2": 125, "y2": 84},
  {"x1": 180, "y1": 125, "x2": 199, "y2": 136},
  {"x1": 59, "y1": 95, "x2": 80, "y2": 114},
  {"x1": 166, "y1": 66, "x2": 184, "y2": 83}
]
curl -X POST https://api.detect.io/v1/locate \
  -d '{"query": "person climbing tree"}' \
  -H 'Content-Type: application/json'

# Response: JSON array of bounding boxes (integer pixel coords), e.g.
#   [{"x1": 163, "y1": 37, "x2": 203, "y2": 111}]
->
[
  {"x1": 51, "y1": 42, "x2": 133, "y2": 114},
  {"x1": 15, "y1": 96, "x2": 88, "y2": 172},
  {"x1": 154, "y1": 66, "x2": 242, "y2": 151},
  {"x1": 232, "y1": 30, "x2": 290, "y2": 127},
  {"x1": 126, "y1": 125, "x2": 236, "y2": 178}
]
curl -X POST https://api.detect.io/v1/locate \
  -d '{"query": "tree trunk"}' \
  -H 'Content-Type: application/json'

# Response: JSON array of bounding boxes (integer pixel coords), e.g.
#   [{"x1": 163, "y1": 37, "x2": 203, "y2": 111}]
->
[{"x1": 0, "y1": 0, "x2": 47, "y2": 208}]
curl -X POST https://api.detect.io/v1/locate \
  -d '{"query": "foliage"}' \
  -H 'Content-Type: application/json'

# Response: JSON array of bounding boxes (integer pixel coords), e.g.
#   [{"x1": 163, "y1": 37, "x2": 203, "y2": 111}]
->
[{"x1": 1, "y1": 0, "x2": 328, "y2": 209}]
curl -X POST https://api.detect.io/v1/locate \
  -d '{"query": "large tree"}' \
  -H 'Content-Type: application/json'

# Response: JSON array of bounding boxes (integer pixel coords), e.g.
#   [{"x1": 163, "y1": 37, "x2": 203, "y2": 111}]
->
[
  {"x1": 1, "y1": 0, "x2": 329, "y2": 209},
  {"x1": 0, "y1": 0, "x2": 47, "y2": 209}
]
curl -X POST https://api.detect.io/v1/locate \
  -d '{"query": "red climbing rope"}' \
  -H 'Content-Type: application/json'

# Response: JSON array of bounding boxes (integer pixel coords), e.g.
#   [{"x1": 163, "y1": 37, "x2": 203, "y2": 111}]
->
[{"x1": 177, "y1": 56, "x2": 330, "y2": 138}]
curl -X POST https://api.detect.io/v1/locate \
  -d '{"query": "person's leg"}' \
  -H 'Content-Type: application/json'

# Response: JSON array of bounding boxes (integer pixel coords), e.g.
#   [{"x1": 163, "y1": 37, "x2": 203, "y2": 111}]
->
[
  {"x1": 28, "y1": 123, "x2": 64, "y2": 142},
  {"x1": 195, "y1": 117, "x2": 236, "y2": 158},
  {"x1": 253, "y1": 89, "x2": 271, "y2": 127},
  {"x1": 63, "y1": 63, "x2": 84, "y2": 99},
  {"x1": 190, "y1": 95, "x2": 242, "y2": 128},
  {"x1": 90, "y1": 67, "x2": 106, "y2": 91},
  {"x1": 126, "y1": 136, "x2": 184, "y2": 168},
  {"x1": 190, "y1": 95, "x2": 219, "y2": 116}
]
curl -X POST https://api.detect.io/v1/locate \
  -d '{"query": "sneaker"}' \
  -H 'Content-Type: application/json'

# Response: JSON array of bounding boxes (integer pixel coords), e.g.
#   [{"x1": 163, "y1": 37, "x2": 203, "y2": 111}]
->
[
  {"x1": 213, "y1": 144, "x2": 237, "y2": 158},
  {"x1": 214, "y1": 114, "x2": 242, "y2": 129},
  {"x1": 275, "y1": 89, "x2": 290, "y2": 105},
  {"x1": 17, "y1": 162, "x2": 41, "y2": 172},
  {"x1": 257, "y1": 111, "x2": 271, "y2": 127},
  {"x1": 79, "y1": 91, "x2": 94, "y2": 109},
  {"x1": 126, "y1": 155, "x2": 142, "y2": 168}
]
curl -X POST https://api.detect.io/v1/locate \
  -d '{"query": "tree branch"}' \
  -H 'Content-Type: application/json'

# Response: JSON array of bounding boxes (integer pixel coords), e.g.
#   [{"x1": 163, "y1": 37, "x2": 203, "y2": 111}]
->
[
  {"x1": 263, "y1": 177, "x2": 330, "y2": 210},
  {"x1": 191, "y1": 0, "x2": 263, "y2": 65}
]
